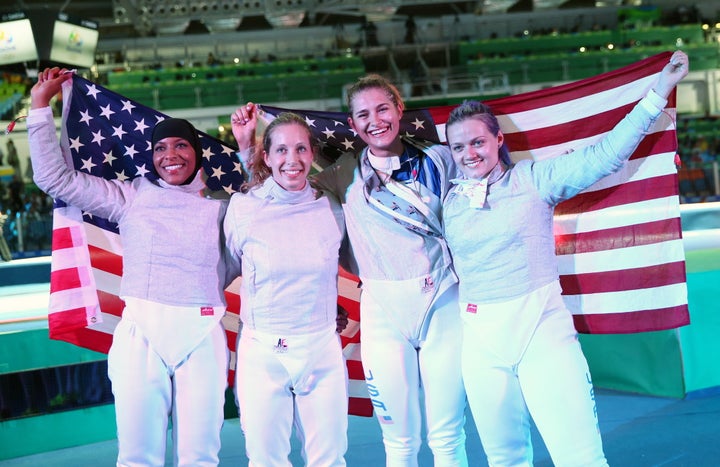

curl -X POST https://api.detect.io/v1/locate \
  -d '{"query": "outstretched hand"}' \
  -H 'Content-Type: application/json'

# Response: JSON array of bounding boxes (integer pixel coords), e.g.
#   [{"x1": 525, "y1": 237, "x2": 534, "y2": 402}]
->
[
  {"x1": 30, "y1": 67, "x2": 74, "y2": 110},
  {"x1": 231, "y1": 102, "x2": 258, "y2": 152},
  {"x1": 654, "y1": 51, "x2": 689, "y2": 99}
]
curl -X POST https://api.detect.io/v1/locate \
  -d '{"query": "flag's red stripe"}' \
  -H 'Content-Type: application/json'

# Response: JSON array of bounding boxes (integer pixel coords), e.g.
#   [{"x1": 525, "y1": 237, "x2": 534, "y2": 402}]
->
[
  {"x1": 88, "y1": 244, "x2": 123, "y2": 276},
  {"x1": 573, "y1": 304, "x2": 690, "y2": 334},
  {"x1": 427, "y1": 105, "x2": 455, "y2": 126},
  {"x1": 485, "y1": 52, "x2": 671, "y2": 113},
  {"x1": 338, "y1": 296, "x2": 360, "y2": 317},
  {"x1": 50, "y1": 267, "x2": 82, "y2": 294},
  {"x1": 341, "y1": 332, "x2": 361, "y2": 347},
  {"x1": 224, "y1": 291, "x2": 241, "y2": 315},
  {"x1": 339, "y1": 267, "x2": 359, "y2": 281},
  {"x1": 47, "y1": 307, "x2": 90, "y2": 334},
  {"x1": 346, "y1": 359, "x2": 365, "y2": 381},
  {"x1": 49, "y1": 326, "x2": 113, "y2": 354},
  {"x1": 515, "y1": 126, "x2": 675, "y2": 166},
  {"x1": 627, "y1": 131, "x2": 677, "y2": 162},
  {"x1": 348, "y1": 397, "x2": 374, "y2": 417},
  {"x1": 225, "y1": 329, "x2": 237, "y2": 352},
  {"x1": 51, "y1": 226, "x2": 78, "y2": 250},
  {"x1": 555, "y1": 217, "x2": 682, "y2": 255},
  {"x1": 560, "y1": 260, "x2": 687, "y2": 295},
  {"x1": 503, "y1": 102, "x2": 636, "y2": 151},
  {"x1": 96, "y1": 290, "x2": 125, "y2": 317},
  {"x1": 555, "y1": 173, "x2": 679, "y2": 217}
]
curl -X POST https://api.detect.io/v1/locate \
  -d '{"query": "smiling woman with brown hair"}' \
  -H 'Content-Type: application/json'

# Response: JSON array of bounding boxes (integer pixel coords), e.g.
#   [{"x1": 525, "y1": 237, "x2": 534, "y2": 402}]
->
[
  {"x1": 442, "y1": 51, "x2": 689, "y2": 467},
  {"x1": 224, "y1": 111, "x2": 349, "y2": 466}
]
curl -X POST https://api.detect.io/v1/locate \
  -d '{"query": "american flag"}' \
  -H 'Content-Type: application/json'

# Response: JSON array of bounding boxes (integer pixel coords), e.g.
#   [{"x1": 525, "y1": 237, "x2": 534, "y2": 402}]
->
[
  {"x1": 47, "y1": 52, "x2": 689, "y2": 420},
  {"x1": 47, "y1": 74, "x2": 371, "y2": 416},
  {"x1": 257, "y1": 51, "x2": 689, "y2": 334}
]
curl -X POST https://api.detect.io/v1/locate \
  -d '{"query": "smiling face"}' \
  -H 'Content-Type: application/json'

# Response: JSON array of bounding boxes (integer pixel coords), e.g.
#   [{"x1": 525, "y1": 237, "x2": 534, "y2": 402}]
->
[
  {"x1": 263, "y1": 122, "x2": 314, "y2": 191},
  {"x1": 152, "y1": 136, "x2": 198, "y2": 185},
  {"x1": 348, "y1": 87, "x2": 405, "y2": 158},
  {"x1": 446, "y1": 117, "x2": 504, "y2": 180}
]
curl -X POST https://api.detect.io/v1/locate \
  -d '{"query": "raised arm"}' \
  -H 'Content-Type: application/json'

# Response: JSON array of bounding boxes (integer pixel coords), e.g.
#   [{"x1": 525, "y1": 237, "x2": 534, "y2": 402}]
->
[
  {"x1": 653, "y1": 50, "x2": 689, "y2": 99},
  {"x1": 231, "y1": 102, "x2": 259, "y2": 152},
  {"x1": 230, "y1": 102, "x2": 259, "y2": 181},
  {"x1": 30, "y1": 67, "x2": 73, "y2": 110},
  {"x1": 28, "y1": 68, "x2": 135, "y2": 221},
  {"x1": 533, "y1": 50, "x2": 690, "y2": 205}
]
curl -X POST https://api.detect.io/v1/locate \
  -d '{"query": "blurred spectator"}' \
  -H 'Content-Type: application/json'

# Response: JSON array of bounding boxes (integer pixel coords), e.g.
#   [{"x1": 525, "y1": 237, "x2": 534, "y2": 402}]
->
[
  {"x1": 6, "y1": 139, "x2": 20, "y2": 175},
  {"x1": 7, "y1": 173, "x2": 24, "y2": 214},
  {"x1": 410, "y1": 58, "x2": 428, "y2": 96},
  {"x1": 360, "y1": 19, "x2": 379, "y2": 47},
  {"x1": 334, "y1": 23, "x2": 351, "y2": 50},
  {"x1": 207, "y1": 52, "x2": 220, "y2": 66},
  {"x1": 25, "y1": 159, "x2": 34, "y2": 181},
  {"x1": 693, "y1": 135, "x2": 714, "y2": 163},
  {"x1": 0, "y1": 210, "x2": 10, "y2": 261},
  {"x1": 405, "y1": 15, "x2": 416, "y2": 44}
]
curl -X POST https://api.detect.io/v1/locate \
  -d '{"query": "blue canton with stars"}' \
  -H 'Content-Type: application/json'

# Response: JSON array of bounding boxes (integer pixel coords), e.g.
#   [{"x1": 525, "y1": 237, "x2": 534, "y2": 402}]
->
[
  {"x1": 258, "y1": 104, "x2": 443, "y2": 170},
  {"x1": 63, "y1": 76, "x2": 244, "y2": 233},
  {"x1": 61, "y1": 77, "x2": 443, "y2": 232},
  {"x1": 65, "y1": 75, "x2": 243, "y2": 193}
]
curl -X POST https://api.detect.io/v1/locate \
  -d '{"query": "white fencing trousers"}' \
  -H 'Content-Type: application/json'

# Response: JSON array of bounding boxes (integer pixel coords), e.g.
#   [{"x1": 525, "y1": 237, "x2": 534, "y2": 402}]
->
[
  {"x1": 235, "y1": 325, "x2": 348, "y2": 467},
  {"x1": 461, "y1": 281, "x2": 608, "y2": 467},
  {"x1": 360, "y1": 284, "x2": 468, "y2": 467},
  {"x1": 108, "y1": 300, "x2": 229, "y2": 467}
]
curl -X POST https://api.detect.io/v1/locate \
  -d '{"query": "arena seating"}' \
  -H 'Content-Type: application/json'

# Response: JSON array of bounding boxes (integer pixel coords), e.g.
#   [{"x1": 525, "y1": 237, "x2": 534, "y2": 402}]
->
[
  {"x1": 102, "y1": 24, "x2": 717, "y2": 110},
  {"x1": 105, "y1": 55, "x2": 365, "y2": 110},
  {"x1": 0, "y1": 82, "x2": 26, "y2": 120},
  {"x1": 460, "y1": 24, "x2": 716, "y2": 86}
]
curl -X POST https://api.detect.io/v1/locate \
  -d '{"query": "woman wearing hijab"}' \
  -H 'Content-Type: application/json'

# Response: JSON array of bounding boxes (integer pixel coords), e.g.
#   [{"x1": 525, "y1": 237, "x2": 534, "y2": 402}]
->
[{"x1": 28, "y1": 67, "x2": 234, "y2": 467}]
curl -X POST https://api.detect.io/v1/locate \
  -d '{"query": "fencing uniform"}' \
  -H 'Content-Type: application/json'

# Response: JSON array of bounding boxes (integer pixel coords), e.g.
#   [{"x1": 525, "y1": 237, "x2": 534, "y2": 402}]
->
[
  {"x1": 224, "y1": 177, "x2": 348, "y2": 466},
  {"x1": 28, "y1": 106, "x2": 233, "y2": 467},
  {"x1": 442, "y1": 90, "x2": 668, "y2": 467},
  {"x1": 313, "y1": 137, "x2": 468, "y2": 467}
]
